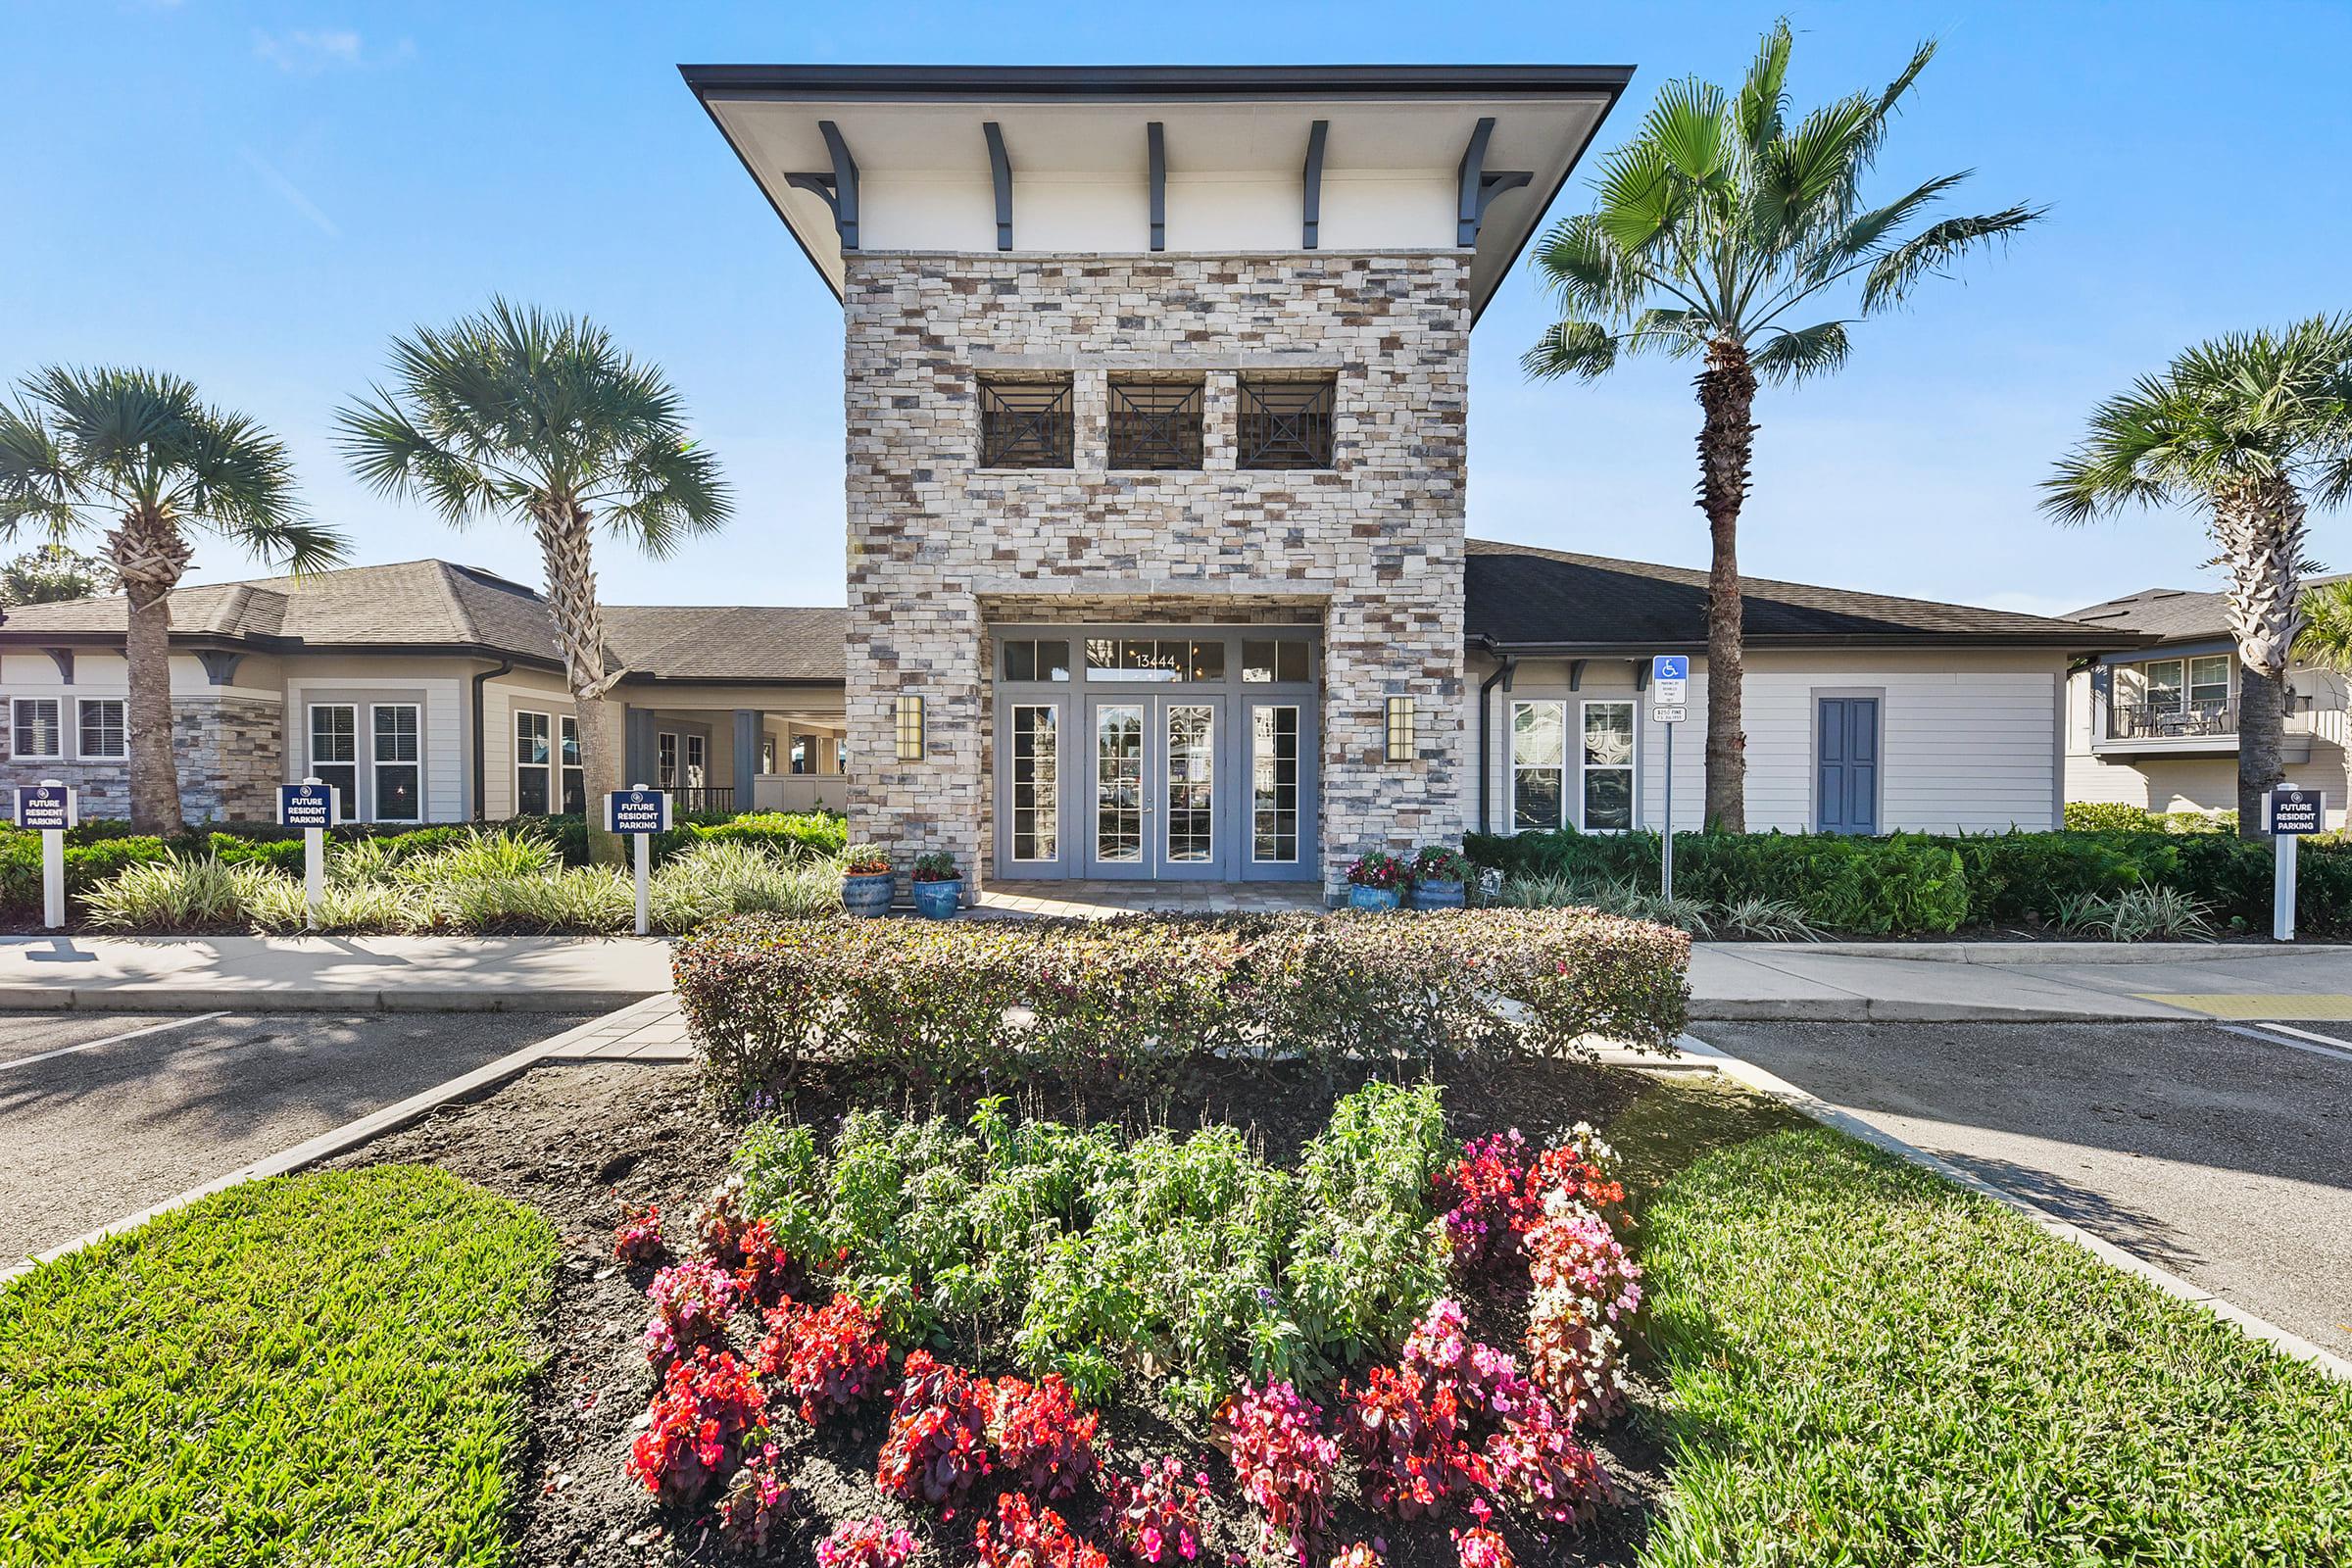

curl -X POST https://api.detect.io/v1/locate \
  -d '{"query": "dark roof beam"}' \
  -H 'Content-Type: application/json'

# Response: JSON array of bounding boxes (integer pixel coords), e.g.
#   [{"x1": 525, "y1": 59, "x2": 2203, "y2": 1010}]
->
[
  {"x1": 1147, "y1": 122, "x2": 1165, "y2": 251},
  {"x1": 1455, "y1": 115, "x2": 1534, "y2": 246},
  {"x1": 782, "y1": 119, "x2": 860, "y2": 251},
  {"x1": 985, "y1": 122, "x2": 1013, "y2": 250},
  {"x1": 1301, "y1": 120, "x2": 1328, "y2": 250}
]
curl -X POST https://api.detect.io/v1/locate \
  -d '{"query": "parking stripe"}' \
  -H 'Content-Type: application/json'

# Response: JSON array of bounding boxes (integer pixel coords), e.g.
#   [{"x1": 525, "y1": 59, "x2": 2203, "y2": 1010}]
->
[
  {"x1": 0, "y1": 1011, "x2": 230, "y2": 1070},
  {"x1": 2219, "y1": 1022, "x2": 2352, "y2": 1068}
]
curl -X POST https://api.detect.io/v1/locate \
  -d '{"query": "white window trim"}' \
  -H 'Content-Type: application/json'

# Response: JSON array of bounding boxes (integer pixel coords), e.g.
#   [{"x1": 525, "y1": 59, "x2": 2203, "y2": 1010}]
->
[
  {"x1": 75, "y1": 697, "x2": 127, "y2": 761},
  {"x1": 1250, "y1": 702, "x2": 1302, "y2": 864},
  {"x1": 1007, "y1": 703, "x2": 1059, "y2": 863},
  {"x1": 307, "y1": 702, "x2": 361, "y2": 822},
  {"x1": 1507, "y1": 699, "x2": 1567, "y2": 833},
  {"x1": 370, "y1": 703, "x2": 423, "y2": 823},
  {"x1": 10, "y1": 697, "x2": 64, "y2": 760},
  {"x1": 658, "y1": 731, "x2": 679, "y2": 788},
  {"x1": 1579, "y1": 699, "x2": 1638, "y2": 834},
  {"x1": 559, "y1": 713, "x2": 583, "y2": 814},
  {"x1": 514, "y1": 707, "x2": 555, "y2": 816},
  {"x1": 2187, "y1": 654, "x2": 2231, "y2": 708},
  {"x1": 684, "y1": 733, "x2": 708, "y2": 789}
]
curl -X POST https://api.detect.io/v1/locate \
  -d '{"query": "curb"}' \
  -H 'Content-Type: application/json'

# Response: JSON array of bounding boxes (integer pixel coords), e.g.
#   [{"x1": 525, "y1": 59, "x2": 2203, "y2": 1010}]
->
[
  {"x1": 1723, "y1": 940, "x2": 2342, "y2": 965},
  {"x1": 0, "y1": 995, "x2": 678, "y2": 1288},
  {"x1": 0, "y1": 986, "x2": 659, "y2": 1014},
  {"x1": 1602, "y1": 1033, "x2": 2352, "y2": 1383},
  {"x1": 1687, "y1": 998, "x2": 2198, "y2": 1024}
]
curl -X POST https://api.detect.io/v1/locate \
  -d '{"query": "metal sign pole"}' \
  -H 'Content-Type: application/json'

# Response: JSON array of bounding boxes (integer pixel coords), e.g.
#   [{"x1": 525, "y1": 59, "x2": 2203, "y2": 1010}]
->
[
  {"x1": 2276, "y1": 832, "x2": 2296, "y2": 943},
  {"x1": 631, "y1": 782, "x2": 652, "y2": 938},
  {"x1": 304, "y1": 776, "x2": 325, "y2": 931},
  {"x1": 1662, "y1": 723, "x2": 1674, "y2": 903},
  {"x1": 39, "y1": 777, "x2": 65, "y2": 931}
]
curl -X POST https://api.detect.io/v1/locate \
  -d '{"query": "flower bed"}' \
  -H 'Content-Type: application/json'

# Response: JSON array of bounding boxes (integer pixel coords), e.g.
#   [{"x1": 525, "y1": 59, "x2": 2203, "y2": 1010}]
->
[
  {"x1": 595, "y1": 1080, "x2": 1642, "y2": 1567},
  {"x1": 675, "y1": 908, "x2": 1691, "y2": 1099}
]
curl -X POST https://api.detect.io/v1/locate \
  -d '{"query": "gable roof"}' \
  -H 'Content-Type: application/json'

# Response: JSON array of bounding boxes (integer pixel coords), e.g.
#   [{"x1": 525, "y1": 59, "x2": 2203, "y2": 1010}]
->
[
  {"x1": 0, "y1": 561, "x2": 846, "y2": 684},
  {"x1": 1465, "y1": 539, "x2": 2145, "y2": 653},
  {"x1": 2066, "y1": 574, "x2": 2351, "y2": 647}
]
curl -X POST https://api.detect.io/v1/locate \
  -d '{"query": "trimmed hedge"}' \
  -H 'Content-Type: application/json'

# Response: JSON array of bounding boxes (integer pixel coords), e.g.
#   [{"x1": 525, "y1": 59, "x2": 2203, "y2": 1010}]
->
[
  {"x1": 0, "y1": 810, "x2": 845, "y2": 914},
  {"x1": 676, "y1": 908, "x2": 1691, "y2": 1098},
  {"x1": 1466, "y1": 826, "x2": 2352, "y2": 937}
]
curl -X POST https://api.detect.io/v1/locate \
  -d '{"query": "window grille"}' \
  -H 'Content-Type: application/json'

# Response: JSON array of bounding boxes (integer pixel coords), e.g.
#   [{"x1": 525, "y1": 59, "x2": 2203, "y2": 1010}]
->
[
  {"x1": 978, "y1": 376, "x2": 1074, "y2": 467},
  {"x1": 1237, "y1": 375, "x2": 1336, "y2": 468},
  {"x1": 1107, "y1": 378, "x2": 1203, "y2": 468}
]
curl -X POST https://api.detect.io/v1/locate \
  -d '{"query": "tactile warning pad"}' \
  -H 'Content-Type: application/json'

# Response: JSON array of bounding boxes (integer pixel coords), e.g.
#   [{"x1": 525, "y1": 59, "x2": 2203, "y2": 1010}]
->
[{"x1": 2135, "y1": 993, "x2": 2352, "y2": 1020}]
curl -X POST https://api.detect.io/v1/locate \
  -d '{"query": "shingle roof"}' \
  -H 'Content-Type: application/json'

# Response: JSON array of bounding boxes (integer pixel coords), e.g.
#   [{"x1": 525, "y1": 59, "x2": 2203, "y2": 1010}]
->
[
  {"x1": 0, "y1": 560, "x2": 846, "y2": 683},
  {"x1": 2064, "y1": 574, "x2": 2351, "y2": 646},
  {"x1": 1465, "y1": 539, "x2": 2142, "y2": 651}
]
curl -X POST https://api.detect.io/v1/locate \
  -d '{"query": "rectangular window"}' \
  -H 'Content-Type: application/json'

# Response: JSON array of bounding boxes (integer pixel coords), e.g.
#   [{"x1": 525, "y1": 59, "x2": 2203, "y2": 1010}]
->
[
  {"x1": 11, "y1": 699, "x2": 61, "y2": 759},
  {"x1": 2142, "y1": 659, "x2": 2184, "y2": 711},
  {"x1": 1510, "y1": 701, "x2": 1566, "y2": 832},
  {"x1": 836, "y1": 739, "x2": 849, "y2": 773},
  {"x1": 1165, "y1": 703, "x2": 1215, "y2": 863},
  {"x1": 760, "y1": 737, "x2": 776, "y2": 773},
  {"x1": 1240, "y1": 639, "x2": 1311, "y2": 684},
  {"x1": 895, "y1": 698, "x2": 925, "y2": 762},
  {"x1": 1251, "y1": 705, "x2": 1300, "y2": 863},
  {"x1": 372, "y1": 704, "x2": 421, "y2": 822},
  {"x1": 2188, "y1": 655, "x2": 2230, "y2": 710},
  {"x1": 1095, "y1": 705, "x2": 1144, "y2": 862},
  {"x1": 658, "y1": 732, "x2": 678, "y2": 788},
  {"x1": 684, "y1": 734, "x2": 707, "y2": 789},
  {"x1": 75, "y1": 699, "x2": 126, "y2": 760},
  {"x1": 560, "y1": 714, "x2": 584, "y2": 814},
  {"x1": 1581, "y1": 701, "x2": 1635, "y2": 831},
  {"x1": 790, "y1": 736, "x2": 812, "y2": 774},
  {"x1": 977, "y1": 375, "x2": 1074, "y2": 468},
  {"x1": 1002, "y1": 638, "x2": 1073, "y2": 682},
  {"x1": 1237, "y1": 374, "x2": 1336, "y2": 468},
  {"x1": 1107, "y1": 378, "x2": 1204, "y2": 469},
  {"x1": 514, "y1": 710, "x2": 553, "y2": 816},
  {"x1": 1009, "y1": 704, "x2": 1059, "y2": 861},
  {"x1": 310, "y1": 704, "x2": 358, "y2": 822}
]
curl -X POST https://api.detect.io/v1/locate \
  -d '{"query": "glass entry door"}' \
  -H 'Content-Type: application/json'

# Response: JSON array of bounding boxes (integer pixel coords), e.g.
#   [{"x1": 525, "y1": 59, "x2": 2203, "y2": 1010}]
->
[{"x1": 1085, "y1": 695, "x2": 1228, "y2": 878}]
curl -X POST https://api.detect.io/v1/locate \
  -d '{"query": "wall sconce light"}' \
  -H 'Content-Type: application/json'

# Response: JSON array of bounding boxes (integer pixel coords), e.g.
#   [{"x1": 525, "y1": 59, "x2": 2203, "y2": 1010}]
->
[
  {"x1": 1385, "y1": 696, "x2": 1416, "y2": 762},
  {"x1": 894, "y1": 695, "x2": 925, "y2": 761}
]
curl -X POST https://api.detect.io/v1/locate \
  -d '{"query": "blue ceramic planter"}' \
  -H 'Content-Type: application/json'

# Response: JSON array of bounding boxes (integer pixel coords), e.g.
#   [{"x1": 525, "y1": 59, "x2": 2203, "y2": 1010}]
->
[
  {"x1": 842, "y1": 871, "x2": 896, "y2": 918},
  {"x1": 912, "y1": 878, "x2": 963, "y2": 919},
  {"x1": 1412, "y1": 878, "x2": 1466, "y2": 909},
  {"x1": 1348, "y1": 885, "x2": 1403, "y2": 912}
]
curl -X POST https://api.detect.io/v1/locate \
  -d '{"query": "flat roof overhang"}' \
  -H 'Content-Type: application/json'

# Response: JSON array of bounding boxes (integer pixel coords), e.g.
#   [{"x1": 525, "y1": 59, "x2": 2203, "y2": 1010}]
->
[{"x1": 681, "y1": 62, "x2": 1634, "y2": 323}]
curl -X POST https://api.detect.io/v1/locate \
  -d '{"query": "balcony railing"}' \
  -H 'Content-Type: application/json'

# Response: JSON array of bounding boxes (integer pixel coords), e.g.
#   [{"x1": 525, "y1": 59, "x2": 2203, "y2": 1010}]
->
[
  {"x1": 667, "y1": 785, "x2": 734, "y2": 815},
  {"x1": 2108, "y1": 700, "x2": 2235, "y2": 741}
]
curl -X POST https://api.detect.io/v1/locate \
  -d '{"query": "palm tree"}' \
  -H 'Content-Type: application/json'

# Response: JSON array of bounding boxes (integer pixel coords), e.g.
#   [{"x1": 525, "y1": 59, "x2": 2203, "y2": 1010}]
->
[
  {"x1": 1524, "y1": 21, "x2": 2040, "y2": 830},
  {"x1": 2044, "y1": 316, "x2": 2352, "y2": 836},
  {"x1": 2293, "y1": 578, "x2": 2352, "y2": 672},
  {"x1": 0, "y1": 368, "x2": 343, "y2": 833},
  {"x1": 336, "y1": 300, "x2": 729, "y2": 859}
]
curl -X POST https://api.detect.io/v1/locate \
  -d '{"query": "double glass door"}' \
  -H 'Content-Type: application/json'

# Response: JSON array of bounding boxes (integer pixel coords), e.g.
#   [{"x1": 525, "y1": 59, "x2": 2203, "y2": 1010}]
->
[{"x1": 1087, "y1": 695, "x2": 1224, "y2": 879}]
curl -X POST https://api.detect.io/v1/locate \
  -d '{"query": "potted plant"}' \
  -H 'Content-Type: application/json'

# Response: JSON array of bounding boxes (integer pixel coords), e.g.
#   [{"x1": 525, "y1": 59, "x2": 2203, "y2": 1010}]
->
[
  {"x1": 1410, "y1": 845, "x2": 1471, "y2": 908},
  {"x1": 841, "y1": 844, "x2": 895, "y2": 918},
  {"x1": 1346, "y1": 850, "x2": 1410, "y2": 911},
  {"x1": 910, "y1": 850, "x2": 962, "y2": 919}
]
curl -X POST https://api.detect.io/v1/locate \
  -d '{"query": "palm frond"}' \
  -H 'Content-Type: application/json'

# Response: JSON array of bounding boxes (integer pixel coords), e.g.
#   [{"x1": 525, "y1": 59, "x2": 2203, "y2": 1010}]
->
[
  {"x1": 1859, "y1": 204, "x2": 2044, "y2": 313},
  {"x1": 2292, "y1": 578, "x2": 2352, "y2": 672},
  {"x1": 1520, "y1": 319, "x2": 1620, "y2": 381},
  {"x1": 1592, "y1": 141, "x2": 1691, "y2": 257},
  {"x1": 1734, "y1": 19, "x2": 1793, "y2": 153},
  {"x1": 1803, "y1": 172, "x2": 1970, "y2": 282},
  {"x1": 0, "y1": 399, "x2": 83, "y2": 539},
  {"x1": 1751, "y1": 319, "x2": 1852, "y2": 384},
  {"x1": 1639, "y1": 77, "x2": 1731, "y2": 184}
]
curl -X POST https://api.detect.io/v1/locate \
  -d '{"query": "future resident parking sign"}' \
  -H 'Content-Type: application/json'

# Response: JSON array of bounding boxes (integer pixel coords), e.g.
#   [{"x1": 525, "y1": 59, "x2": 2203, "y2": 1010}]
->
[
  {"x1": 13, "y1": 784, "x2": 74, "y2": 832},
  {"x1": 278, "y1": 782, "x2": 336, "y2": 829},
  {"x1": 607, "y1": 788, "x2": 672, "y2": 836}
]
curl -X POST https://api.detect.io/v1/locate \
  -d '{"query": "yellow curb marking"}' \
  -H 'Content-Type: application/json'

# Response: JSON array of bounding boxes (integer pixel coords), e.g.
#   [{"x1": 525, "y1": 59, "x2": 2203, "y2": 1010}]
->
[{"x1": 2136, "y1": 992, "x2": 2352, "y2": 1020}]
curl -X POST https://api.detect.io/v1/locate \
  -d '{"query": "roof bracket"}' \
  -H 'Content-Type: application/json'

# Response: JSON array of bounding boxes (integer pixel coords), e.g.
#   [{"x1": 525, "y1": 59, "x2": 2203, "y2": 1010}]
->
[
  {"x1": 1477, "y1": 169, "x2": 1534, "y2": 228},
  {"x1": 39, "y1": 647, "x2": 73, "y2": 684},
  {"x1": 195, "y1": 650, "x2": 243, "y2": 686},
  {"x1": 783, "y1": 120, "x2": 859, "y2": 251},
  {"x1": 1453, "y1": 117, "x2": 1534, "y2": 246},
  {"x1": 1147, "y1": 122, "x2": 1165, "y2": 251},
  {"x1": 984, "y1": 122, "x2": 1013, "y2": 250},
  {"x1": 1567, "y1": 658, "x2": 1584, "y2": 692},
  {"x1": 1301, "y1": 120, "x2": 1328, "y2": 250},
  {"x1": 1633, "y1": 659, "x2": 1648, "y2": 693}
]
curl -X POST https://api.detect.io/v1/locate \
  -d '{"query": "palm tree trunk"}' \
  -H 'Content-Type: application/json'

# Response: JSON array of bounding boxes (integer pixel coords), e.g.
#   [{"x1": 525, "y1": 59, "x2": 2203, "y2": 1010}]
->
[
  {"x1": 535, "y1": 502, "x2": 623, "y2": 864},
  {"x1": 108, "y1": 509, "x2": 193, "y2": 836},
  {"x1": 1695, "y1": 336, "x2": 1756, "y2": 833},
  {"x1": 2214, "y1": 478, "x2": 2307, "y2": 839}
]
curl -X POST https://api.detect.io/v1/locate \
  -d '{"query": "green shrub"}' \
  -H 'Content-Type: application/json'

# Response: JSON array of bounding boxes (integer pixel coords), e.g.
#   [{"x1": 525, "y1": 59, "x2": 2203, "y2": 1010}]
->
[
  {"x1": 732, "y1": 1085, "x2": 1446, "y2": 1415},
  {"x1": 79, "y1": 854, "x2": 276, "y2": 931},
  {"x1": 674, "y1": 908, "x2": 1692, "y2": 1100},
  {"x1": 2063, "y1": 801, "x2": 2166, "y2": 832},
  {"x1": 651, "y1": 839, "x2": 842, "y2": 930}
]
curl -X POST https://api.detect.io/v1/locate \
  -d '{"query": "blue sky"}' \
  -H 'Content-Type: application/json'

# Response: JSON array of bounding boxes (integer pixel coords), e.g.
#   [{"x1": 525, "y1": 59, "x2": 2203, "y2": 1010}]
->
[{"x1": 6, "y1": 1, "x2": 2349, "y2": 616}]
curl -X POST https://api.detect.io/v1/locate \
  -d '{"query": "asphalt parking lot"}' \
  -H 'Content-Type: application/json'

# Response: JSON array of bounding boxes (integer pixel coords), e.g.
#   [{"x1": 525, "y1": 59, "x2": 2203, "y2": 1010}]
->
[
  {"x1": 0, "y1": 1009, "x2": 591, "y2": 1265},
  {"x1": 1695, "y1": 1017, "x2": 2352, "y2": 1357}
]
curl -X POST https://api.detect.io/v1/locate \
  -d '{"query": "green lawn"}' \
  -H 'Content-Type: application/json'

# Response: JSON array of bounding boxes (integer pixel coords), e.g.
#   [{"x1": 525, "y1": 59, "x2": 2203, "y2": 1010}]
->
[
  {"x1": 0, "y1": 1166, "x2": 558, "y2": 1567},
  {"x1": 1621, "y1": 1100, "x2": 2352, "y2": 1567}
]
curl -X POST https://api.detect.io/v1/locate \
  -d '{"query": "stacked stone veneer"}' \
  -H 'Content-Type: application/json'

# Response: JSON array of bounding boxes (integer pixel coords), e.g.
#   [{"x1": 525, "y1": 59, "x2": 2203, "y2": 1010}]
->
[
  {"x1": 0, "y1": 696, "x2": 282, "y2": 823},
  {"x1": 844, "y1": 251, "x2": 1470, "y2": 897}
]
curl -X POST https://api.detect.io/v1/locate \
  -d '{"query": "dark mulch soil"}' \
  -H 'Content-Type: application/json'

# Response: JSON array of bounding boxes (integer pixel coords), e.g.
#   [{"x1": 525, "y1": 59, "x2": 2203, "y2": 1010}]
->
[{"x1": 334, "y1": 1053, "x2": 1670, "y2": 1568}]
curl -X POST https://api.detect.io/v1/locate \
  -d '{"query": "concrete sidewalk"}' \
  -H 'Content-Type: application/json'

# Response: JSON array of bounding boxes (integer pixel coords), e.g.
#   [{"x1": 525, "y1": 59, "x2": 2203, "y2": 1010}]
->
[
  {"x1": 1693, "y1": 941, "x2": 2352, "y2": 1022},
  {"x1": 0, "y1": 934, "x2": 672, "y2": 1011}
]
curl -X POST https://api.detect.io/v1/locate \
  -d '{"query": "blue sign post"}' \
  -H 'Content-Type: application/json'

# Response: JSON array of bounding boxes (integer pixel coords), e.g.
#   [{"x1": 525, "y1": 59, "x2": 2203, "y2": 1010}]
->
[
  {"x1": 1650, "y1": 657, "x2": 1690, "y2": 903},
  {"x1": 14, "y1": 782, "x2": 76, "y2": 929},
  {"x1": 606, "y1": 786, "x2": 673, "y2": 936},
  {"x1": 278, "y1": 779, "x2": 338, "y2": 930}
]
